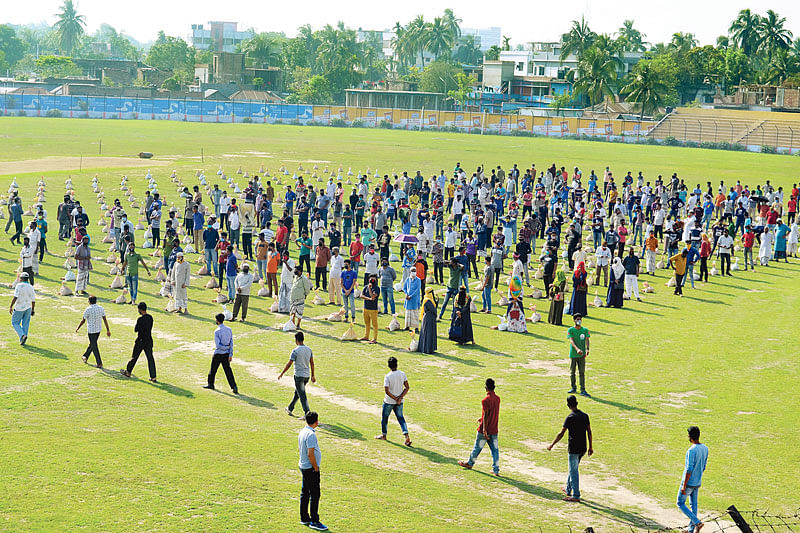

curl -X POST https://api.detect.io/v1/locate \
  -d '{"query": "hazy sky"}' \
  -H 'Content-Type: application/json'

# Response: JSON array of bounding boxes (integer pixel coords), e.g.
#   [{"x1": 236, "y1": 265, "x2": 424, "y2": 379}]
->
[{"x1": 5, "y1": 0, "x2": 800, "y2": 46}]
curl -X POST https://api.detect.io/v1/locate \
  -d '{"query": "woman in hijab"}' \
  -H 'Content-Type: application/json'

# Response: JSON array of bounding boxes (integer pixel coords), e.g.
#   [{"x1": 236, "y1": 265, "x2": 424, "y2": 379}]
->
[
  {"x1": 774, "y1": 219, "x2": 789, "y2": 263},
  {"x1": 495, "y1": 275, "x2": 527, "y2": 333},
  {"x1": 606, "y1": 257, "x2": 625, "y2": 308},
  {"x1": 547, "y1": 269, "x2": 567, "y2": 325},
  {"x1": 416, "y1": 286, "x2": 438, "y2": 354},
  {"x1": 566, "y1": 261, "x2": 588, "y2": 317},
  {"x1": 449, "y1": 286, "x2": 474, "y2": 345}
]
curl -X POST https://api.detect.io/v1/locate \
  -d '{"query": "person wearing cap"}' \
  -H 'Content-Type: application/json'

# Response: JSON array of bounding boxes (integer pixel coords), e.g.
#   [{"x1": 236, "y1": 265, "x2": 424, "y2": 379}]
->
[
  {"x1": 231, "y1": 263, "x2": 254, "y2": 322},
  {"x1": 9, "y1": 271, "x2": 35, "y2": 345},
  {"x1": 566, "y1": 314, "x2": 590, "y2": 396},
  {"x1": 74, "y1": 235, "x2": 92, "y2": 295},
  {"x1": 169, "y1": 251, "x2": 191, "y2": 314}
]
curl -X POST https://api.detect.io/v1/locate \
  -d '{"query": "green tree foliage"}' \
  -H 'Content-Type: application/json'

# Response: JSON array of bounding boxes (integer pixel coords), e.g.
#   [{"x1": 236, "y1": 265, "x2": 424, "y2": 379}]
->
[
  {"x1": 617, "y1": 20, "x2": 647, "y2": 52},
  {"x1": 571, "y1": 44, "x2": 619, "y2": 106},
  {"x1": 0, "y1": 25, "x2": 26, "y2": 67},
  {"x1": 560, "y1": 17, "x2": 596, "y2": 61},
  {"x1": 729, "y1": 9, "x2": 761, "y2": 56},
  {"x1": 288, "y1": 74, "x2": 334, "y2": 104},
  {"x1": 53, "y1": 0, "x2": 86, "y2": 55},
  {"x1": 452, "y1": 35, "x2": 483, "y2": 65},
  {"x1": 549, "y1": 91, "x2": 573, "y2": 116},
  {"x1": 484, "y1": 46, "x2": 500, "y2": 61},
  {"x1": 146, "y1": 32, "x2": 193, "y2": 75},
  {"x1": 34, "y1": 55, "x2": 81, "y2": 78},
  {"x1": 620, "y1": 61, "x2": 674, "y2": 118},
  {"x1": 238, "y1": 32, "x2": 285, "y2": 68},
  {"x1": 446, "y1": 72, "x2": 477, "y2": 105},
  {"x1": 418, "y1": 60, "x2": 462, "y2": 93},
  {"x1": 757, "y1": 9, "x2": 793, "y2": 62}
]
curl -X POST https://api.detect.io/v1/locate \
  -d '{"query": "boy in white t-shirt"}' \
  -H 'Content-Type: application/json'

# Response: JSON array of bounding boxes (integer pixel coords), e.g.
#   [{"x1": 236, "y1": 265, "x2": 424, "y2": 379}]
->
[{"x1": 375, "y1": 356, "x2": 412, "y2": 446}]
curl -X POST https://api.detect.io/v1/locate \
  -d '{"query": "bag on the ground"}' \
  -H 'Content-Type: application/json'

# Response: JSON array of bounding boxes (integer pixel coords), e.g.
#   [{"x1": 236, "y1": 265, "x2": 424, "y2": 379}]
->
[
  {"x1": 388, "y1": 314, "x2": 401, "y2": 331},
  {"x1": 222, "y1": 304, "x2": 233, "y2": 321}
]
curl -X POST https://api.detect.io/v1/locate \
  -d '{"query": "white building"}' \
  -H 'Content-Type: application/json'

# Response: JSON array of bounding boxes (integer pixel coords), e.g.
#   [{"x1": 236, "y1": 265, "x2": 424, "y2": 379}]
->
[
  {"x1": 189, "y1": 22, "x2": 252, "y2": 53},
  {"x1": 461, "y1": 27, "x2": 502, "y2": 51},
  {"x1": 498, "y1": 42, "x2": 641, "y2": 79}
]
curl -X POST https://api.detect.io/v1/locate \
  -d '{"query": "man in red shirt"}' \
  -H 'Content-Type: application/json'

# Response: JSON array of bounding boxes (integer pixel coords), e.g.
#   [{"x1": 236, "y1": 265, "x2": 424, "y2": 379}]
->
[
  {"x1": 787, "y1": 197, "x2": 797, "y2": 225},
  {"x1": 349, "y1": 239, "x2": 364, "y2": 278},
  {"x1": 275, "y1": 221, "x2": 289, "y2": 255},
  {"x1": 742, "y1": 226, "x2": 756, "y2": 270},
  {"x1": 458, "y1": 378, "x2": 501, "y2": 476}
]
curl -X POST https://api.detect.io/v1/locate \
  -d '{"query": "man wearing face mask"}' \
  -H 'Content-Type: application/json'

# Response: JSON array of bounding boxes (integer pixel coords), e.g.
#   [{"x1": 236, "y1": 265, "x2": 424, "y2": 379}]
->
[{"x1": 566, "y1": 313, "x2": 590, "y2": 397}]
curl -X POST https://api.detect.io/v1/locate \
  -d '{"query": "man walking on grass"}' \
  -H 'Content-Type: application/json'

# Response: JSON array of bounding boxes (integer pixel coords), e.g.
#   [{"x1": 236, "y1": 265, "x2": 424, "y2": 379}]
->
[
  {"x1": 375, "y1": 356, "x2": 412, "y2": 447},
  {"x1": 204, "y1": 313, "x2": 238, "y2": 394},
  {"x1": 298, "y1": 411, "x2": 327, "y2": 531},
  {"x1": 120, "y1": 302, "x2": 157, "y2": 382},
  {"x1": 279, "y1": 331, "x2": 315, "y2": 417},
  {"x1": 547, "y1": 395, "x2": 593, "y2": 503},
  {"x1": 567, "y1": 313, "x2": 590, "y2": 396},
  {"x1": 9, "y1": 272, "x2": 35, "y2": 345},
  {"x1": 677, "y1": 426, "x2": 709, "y2": 533},
  {"x1": 458, "y1": 378, "x2": 501, "y2": 476},
  {"x1": 76, "y1": 295, "x2": 111, "y2": 368}
]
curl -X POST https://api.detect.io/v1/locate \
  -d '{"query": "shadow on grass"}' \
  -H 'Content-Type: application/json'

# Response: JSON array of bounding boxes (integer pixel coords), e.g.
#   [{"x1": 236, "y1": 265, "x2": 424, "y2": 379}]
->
[
  {"x1": 580, "y1": 498, "x2": 667, "y2": 530},
  {"x1": 588, "y1": 395, "x2": 655, "y2": 415},
  {"x1": 22, "y1": 345, "x2": 68, "y2": 359},
  {"x1": 387, "y1": 440, "x2": 457, "y2": 465},
  {"x1": 430, "y1": 351, "x2": 484, "y2": 367},
  {"x1": 458, "y1": 343, "x2": 512, "y2": 358},
  {"x1": 319, "y1": 422, "x2": 364, "y2": 441},
  {"x1": 216, "y1": 390, "x2": 273, "y2": 408}
]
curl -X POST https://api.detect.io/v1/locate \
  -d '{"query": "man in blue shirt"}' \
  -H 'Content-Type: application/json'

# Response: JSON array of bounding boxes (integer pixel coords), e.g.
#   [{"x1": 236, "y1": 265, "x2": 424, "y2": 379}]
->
[
  {"x1": 225, "y1": 250, "x2": 239, "y2": 301},
  {"x1": 285, "y1": 187, "x2": 297, "y2": 216},
  {"x1": 192, "y1": 205, "x2": 205, "y2": 250},
  {"x1": 203, "y1": 313, "x2": 238, "y2": 394},
  {"x1": 340, "y1": 260, "x2": 358, "y2": 322},
  {"x1": 298, "y1": 411, "x2": 327, "y2": 530},
  {"x1": 677, "y1": 426, "x2": 708, "y2": 533},
  {"x1": 203, "y1": 223, "x2": 220, "y2": 276}
]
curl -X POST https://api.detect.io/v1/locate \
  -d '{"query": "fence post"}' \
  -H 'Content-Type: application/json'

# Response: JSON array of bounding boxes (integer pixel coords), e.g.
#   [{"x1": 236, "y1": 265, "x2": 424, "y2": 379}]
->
[{"x1": 726, "y1": 506, "x2": 753, "y2": 533}]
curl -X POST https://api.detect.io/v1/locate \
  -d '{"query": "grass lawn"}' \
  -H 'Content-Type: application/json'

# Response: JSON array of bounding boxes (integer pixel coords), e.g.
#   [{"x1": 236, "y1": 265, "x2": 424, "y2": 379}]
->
[{"x1": 1, "y1": 117, "x2": 798, "y2": 531}]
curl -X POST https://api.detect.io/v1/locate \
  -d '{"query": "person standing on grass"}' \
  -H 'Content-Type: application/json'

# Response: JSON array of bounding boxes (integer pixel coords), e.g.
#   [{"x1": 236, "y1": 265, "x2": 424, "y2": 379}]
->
[
  {"x1": 567, "y1": 314, "x2": 590, "y2": 396},
  {"x1": 204, "y1": 313, "x2": 238, "y2": 394},
  {"x1": 378, "y1": 258, "x2": 396, "y2": 315},
  {"x1": 74, "y1": 235, "x2": 92, "y2": 295},
  {"x1": 279, "y1": 331, "x2": 315, "y2": 417},
  {"x1": 120, "y1": 302, "x2": 156, "y2": 382},
  {"x1": 547, "y1": 395, "x2": 593, "y2": 503},
  {"x1": 458, "y1": 378, "x2": 501, "y2": 476},
  {"x1": 20, "y1": 236, "x2": 35, "y2": 285},
  {"x1": 676, "y1": 426, "x2": 709, "y2": 533},
  {"x1": 297, "y1": 411, "x2": 327, "y2": 531},
  {"x1": 169, "y1": 251, "x2": 190, "y2": 314},
  {"x1": 231, "y1": 264, "x2": 254, "y2": 322},
  {"x1": 360, "y1": 275, "x2": 379, "y2": 344},
  {"x1": 76, "y1": 295, "x2": 111, "y2": 368},
  {"x1": 9, "y1": 272, "x2": 34, "y2": 345},
  {"x1": 375, "y1": 356, "x2": 412, "y2": 446},
  {"x1": 290, "y1": 267, "x2": 313, "y2": 329},
  {"x1": 622, "y1": 247, "x2": 641, "y2": 301},
  {"x1": 122, "y1": 243, "x2": 151, "y2": 305},
  {"x1": 479, "y1": 255, "x2": 494, "y2": 313},
  {"x1": 669, "y1": 249, "x2": 688, "y2": 297},
  {"x1": 9, "y1": 197, "x2": 23, "y2": 245},
  {"x1": 716, "y1": 228, "x2": 734, "y2": 275},
  {"x1": 314, "y1": 238, "x2": 331, "y2": 292}
]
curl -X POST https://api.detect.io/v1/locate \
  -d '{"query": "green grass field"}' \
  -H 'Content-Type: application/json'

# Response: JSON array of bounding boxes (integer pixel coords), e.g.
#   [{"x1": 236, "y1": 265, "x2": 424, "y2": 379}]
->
[{"x1": 1, "y1": 117, "x2": 799, "y2": 532}]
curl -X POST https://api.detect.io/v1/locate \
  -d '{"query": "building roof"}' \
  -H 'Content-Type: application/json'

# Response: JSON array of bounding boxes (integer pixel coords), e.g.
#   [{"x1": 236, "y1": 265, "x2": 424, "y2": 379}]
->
[{"x1": 229, "y1": 89, "x2": 284, "y2": 103}]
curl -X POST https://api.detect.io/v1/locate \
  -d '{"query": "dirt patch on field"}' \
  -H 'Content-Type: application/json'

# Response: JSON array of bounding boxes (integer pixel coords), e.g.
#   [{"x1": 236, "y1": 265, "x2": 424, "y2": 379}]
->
[
  {"x1": 510, "y1": 358, "x2": 570, "y2": 377},
  {"x1": 0, "y1": 156, "x2": 172, "y2": 175}
]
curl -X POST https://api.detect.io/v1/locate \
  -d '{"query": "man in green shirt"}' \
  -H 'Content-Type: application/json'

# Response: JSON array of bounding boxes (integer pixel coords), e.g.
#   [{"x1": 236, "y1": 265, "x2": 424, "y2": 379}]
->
[
  {"x1": 567, "y1": 313, "x2": 590, "y2": 396},
  {"x1": 296, "y1": 231, "x2": 313, "y2": 276},
  {"x1": 360, "y1": 221, "x2": 377, "y2": 248},
  {"x1": 122, "y1": 243, "x2": 151, "y2": 304},
  {"x1": 438, "y1": 258, "x2": 463, "y2": 319}
]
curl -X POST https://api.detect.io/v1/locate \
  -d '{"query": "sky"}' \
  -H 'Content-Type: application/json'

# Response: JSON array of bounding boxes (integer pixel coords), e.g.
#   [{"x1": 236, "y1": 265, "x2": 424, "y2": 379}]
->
[{"x1": 5, "y1": 0, "x2": 800, "y2": 47}]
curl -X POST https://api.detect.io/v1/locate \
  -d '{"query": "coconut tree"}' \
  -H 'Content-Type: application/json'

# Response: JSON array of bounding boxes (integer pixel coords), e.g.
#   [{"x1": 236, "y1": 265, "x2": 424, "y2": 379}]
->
[
  {"x1": 406, "y1": 15, "x2": 428, "y2": 67},
  {"x1": 620, "y1": 62, "x2": 670, "y2": 119},
  {"x1": 442, "y1": 9, "x2": 462, "y2": 40},
  {"x1": 617, "y1": 20, "x2": 647, "y2": 52},
  {"x1": 728, "y1": 9, "x2": 762, "y2": 56},
  {"x1": 560, "y1": 17, "x2": 596, "y2": 61},
  {"x1": 757, "y1": 9, "x2": 793, "y2": 62},
  {"x1": 425, "y1": 17, "x2": 456, "y2": 60},
  {"x1": 53, "y1": 0, "x2": 86, "y2": 55},
  {"x1": 572, "y1": 44, "x2": 619, "y2": 107},
  {"x1": 502, "y1": 35, "x2": 511, "y2": 51},
  {"x1": 668, "y1": 32, "x2": 697, "y2": 54}
]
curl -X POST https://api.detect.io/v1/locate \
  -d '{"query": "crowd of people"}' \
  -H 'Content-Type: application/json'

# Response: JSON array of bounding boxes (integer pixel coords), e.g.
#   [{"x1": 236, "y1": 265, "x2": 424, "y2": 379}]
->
[{"x1": 9, "y1": 159, "x2": 788, "y2": 532}]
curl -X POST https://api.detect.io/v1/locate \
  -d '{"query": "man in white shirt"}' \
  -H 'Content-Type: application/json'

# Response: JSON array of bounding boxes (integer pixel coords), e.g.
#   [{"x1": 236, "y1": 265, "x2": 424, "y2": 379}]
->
[
  {"x1": 376, "y1": 356, "x2": 411, "y2": 446},
  {"x1": 231, "y1": 264, "x2": 254, "y2": 322},
  {"x1": 9, "y1": 272, "x2": 35, "y2": 345},
  {"x1": 76, "y1": 295, "x2": 111, "y2": 368},
  {"x1": 444, "y1": 224, "x2": 458, "y2": 261},
  {"x1": 20, "y1": 236, "x2": 36, "y2": 285},
  {"x1": 362, "y1": 244, "x2": 380, "y2": 287},
  {"x1": 27, "y1": 221, "x2": 41, "y2": 274},
  {"x1": 594, "y1": 241, "x2": 612, "y2": 286},
  {"x1": 219, "y1": 192, "x2": 231, "y2": 230},
  {"x1": 716, "y1": 229, "x2": 734, "y2": 276}
]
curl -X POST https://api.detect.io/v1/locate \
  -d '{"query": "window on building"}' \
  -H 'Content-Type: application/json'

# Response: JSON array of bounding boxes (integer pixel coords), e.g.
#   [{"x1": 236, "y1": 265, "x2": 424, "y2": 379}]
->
[
  {"x1": 537, "y1": 66, "x2": 545, "y2": 76},
  {"x1": 516, "y1": 62, "x2": 524, "y2": 72}
]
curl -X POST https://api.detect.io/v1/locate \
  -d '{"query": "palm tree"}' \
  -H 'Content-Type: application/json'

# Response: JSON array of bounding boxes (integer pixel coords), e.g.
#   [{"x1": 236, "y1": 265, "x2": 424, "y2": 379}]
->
[
  {"x1": 53, "y1": 0, "x2": 86, "y2": 55},
  {"x1": 572, "y1": 45, "x2": 619, "y2": 107},
  {"x1": 716, "y1": 36, "x2": 730, "y2": 50},
  {"x1": 391, "y1": 22, "x2": 413, "y2": 73},
  {"x1": 239, "y1": 33, "x2": 282, "y2": 68},
  {"x1": 442, "y1": 9, "x2": 462, "y2": 39},
  {"x1": 617, "y1": 20, "x2": 647, "y2": 52},
  {"x1": 620, "y1": 63, "x2": 670, "y2": 119},
  {"x1": 502, "y1": 35, "x2": 511, "y2": 51},
  {"x1": 425, "y1": 17, "x2": 456, "y2": 59},
  {"x1": 484, "y1": 45, "x2": 501, "y2": 61},
  {"x1": 406, "y1": 15, "x2": 428, "y2": 67},
  {"x1": 560, "y1": 17, "x2": 596, "y2": 61},
  {"x1": 728, "y1": 9, "x2": 761, "y2": 56},
  {"x1": 758, "y1": 9, "x2": 793, "y2": 61},
  {"x1": 668, "y1": 32, "x2": 697, "y2": 54},
  {"x1": 762, "y1": 48, "x2": 799, "y2": 84}
]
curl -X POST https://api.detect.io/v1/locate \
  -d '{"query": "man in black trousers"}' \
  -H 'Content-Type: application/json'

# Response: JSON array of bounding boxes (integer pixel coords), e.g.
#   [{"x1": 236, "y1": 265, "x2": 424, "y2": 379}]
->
[
  {"x1": 204, "y1": 313, "x2": 238, "y2": 394},
  {"x1": 298, "y1": 411, "x2": 327, "y2": 531},
  {"x1": 120, "y1": 302, "x2": 157, "y2": 382}
]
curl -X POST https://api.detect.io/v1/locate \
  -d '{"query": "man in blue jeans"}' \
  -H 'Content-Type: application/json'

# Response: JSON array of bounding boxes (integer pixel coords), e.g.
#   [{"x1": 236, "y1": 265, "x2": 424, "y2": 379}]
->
[
  {"x1": 676, "y1": 426, "x2": 708, "y2": 533},
  {"x1": 547, "y1": 395, "x2": 593, "y2": 502},
  {"x1": 278, "y1": 331, "x2": 315, "y2": 416},
  {"x1": 378, "y1": 259, "x2": 396, "y2": 314},
  {"x1": 203, "y1": 223, "x2": 220, "y2": 276},
  {"x1": 458, "y1": 378, "x2": 501, "y2": 476},
  {"x1": 340, "y1": 260, "x2": 358, "y2": 322},
  {"x1": 438, "y1": 258, "x2": 463, "y2": 319},
  {"x1": 375, "y1": 356, "x2": 412, "y2": 446}
]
